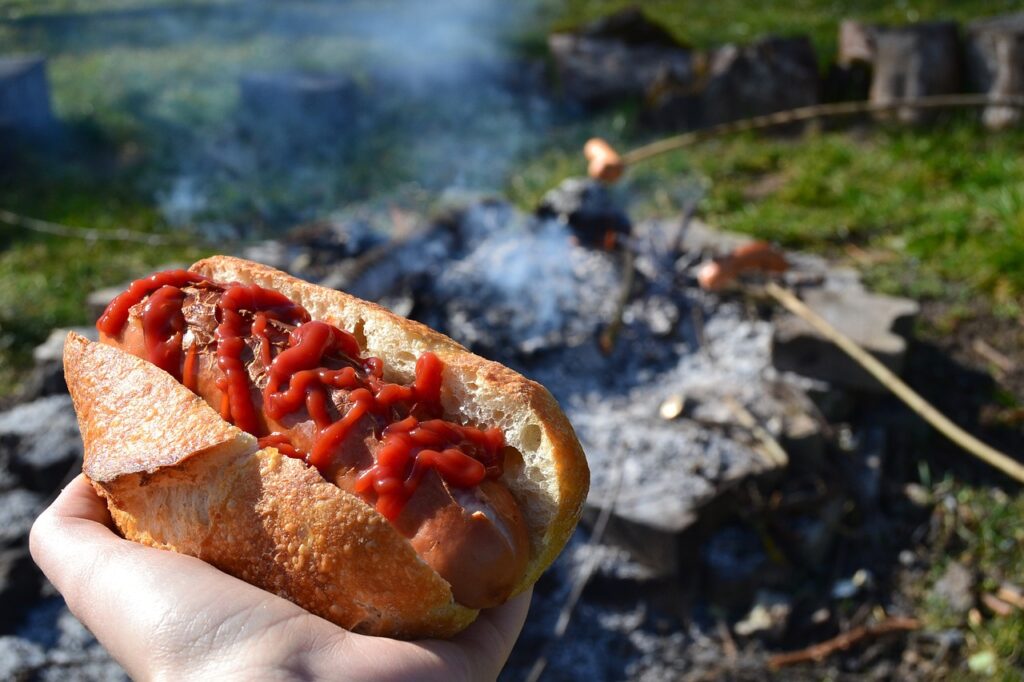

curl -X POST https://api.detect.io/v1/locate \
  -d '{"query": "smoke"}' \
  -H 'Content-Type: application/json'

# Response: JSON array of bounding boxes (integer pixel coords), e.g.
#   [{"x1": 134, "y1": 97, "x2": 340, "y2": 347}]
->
[
  {"x1": 435, "y1": 209, "x2": 620, "y2": 354},
  {"x1": 97, "y1": 0, "x2": 556, "y2": 230}
]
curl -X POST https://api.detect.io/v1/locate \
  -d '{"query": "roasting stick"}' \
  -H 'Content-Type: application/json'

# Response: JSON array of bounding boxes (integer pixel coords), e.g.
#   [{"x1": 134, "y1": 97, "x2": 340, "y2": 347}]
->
[
  {"x1": 763, "y1": 281, "x2": 1024, "y2": 485},
  {"x1": 583, "y1": 95, "x2": 1024, "y2": 178},
  {"x1": 583, "y1": 111, "x2": 1024, "y2": 484}
]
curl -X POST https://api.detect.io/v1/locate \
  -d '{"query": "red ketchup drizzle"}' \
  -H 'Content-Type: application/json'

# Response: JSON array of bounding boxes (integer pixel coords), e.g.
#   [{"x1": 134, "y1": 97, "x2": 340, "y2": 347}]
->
[
  {"x1": 97, "y1": 270, "x2": 208, "y2": 336},
  {"x1": 214, "y1": 284, "x2": 310, "y2": 435},
  {"x1": 140, "y1": 285, "x2": 188, "y2": 380},
  {"x1": 101, "y1": 270, "x2": 506, "y2": 522}
]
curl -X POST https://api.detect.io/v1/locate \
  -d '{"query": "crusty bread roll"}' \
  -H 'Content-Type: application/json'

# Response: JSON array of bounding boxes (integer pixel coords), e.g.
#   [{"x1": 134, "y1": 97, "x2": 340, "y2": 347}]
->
[{"x1": 64, "y1": 256, "x2": 588, "y2": 639}]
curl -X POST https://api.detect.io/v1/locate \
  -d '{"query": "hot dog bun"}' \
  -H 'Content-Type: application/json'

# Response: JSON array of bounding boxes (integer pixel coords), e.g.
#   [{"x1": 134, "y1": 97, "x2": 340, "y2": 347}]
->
[{"x1": 63, "y1": 256, "x2": 588, "y2": 639}]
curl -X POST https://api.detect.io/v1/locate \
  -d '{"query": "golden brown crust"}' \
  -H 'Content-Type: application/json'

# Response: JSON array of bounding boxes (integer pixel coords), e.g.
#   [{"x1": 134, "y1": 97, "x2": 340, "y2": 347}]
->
[
  {"x1": 65, "y1": 332, "x2": 475, "y2": 638},
  {"x1": 64, "y1": 333, "x2": 256, "y2": 483},
  {"x1": 189, "y1": 256, "x2": 590, "y2": 595},
  {"x1": 65, "y1": 255, "x2": 588, "y2": 638}
]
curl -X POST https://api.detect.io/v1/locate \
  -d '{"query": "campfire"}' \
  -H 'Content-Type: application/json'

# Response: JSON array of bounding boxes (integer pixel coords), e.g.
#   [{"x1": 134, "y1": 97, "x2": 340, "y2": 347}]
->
[{"x1": 192, "y1": 179, "x2": 929, "y2": 678}]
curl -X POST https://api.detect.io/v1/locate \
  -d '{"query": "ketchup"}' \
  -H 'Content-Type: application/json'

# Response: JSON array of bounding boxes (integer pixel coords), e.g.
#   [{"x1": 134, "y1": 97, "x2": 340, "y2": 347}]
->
[{"x1": 99, "y1": 270, "x2": 506, "y2": 521}]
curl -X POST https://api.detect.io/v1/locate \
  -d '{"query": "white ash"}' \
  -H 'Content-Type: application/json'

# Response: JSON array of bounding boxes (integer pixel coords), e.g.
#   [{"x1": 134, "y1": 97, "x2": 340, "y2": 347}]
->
[{"x1": 435, "y1": 218, "x2": 620, "y2": 353}]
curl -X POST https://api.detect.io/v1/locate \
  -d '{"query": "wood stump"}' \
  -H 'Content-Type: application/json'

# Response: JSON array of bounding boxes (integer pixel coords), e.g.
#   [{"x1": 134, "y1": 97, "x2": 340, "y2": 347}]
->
[
  {"x1": 0, "y1": 55, "x2": 56, "y2": 136},
  {"x1": 839, "y1": 21, "x2": 961, "y2": 123},
  {"x1": 966, "y1": 13, "x2": 1024, "y2": 130}
]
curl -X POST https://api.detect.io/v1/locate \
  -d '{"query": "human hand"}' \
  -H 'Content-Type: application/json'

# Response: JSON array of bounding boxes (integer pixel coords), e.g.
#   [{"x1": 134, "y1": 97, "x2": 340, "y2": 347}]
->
[{"x1": 31, "y1": 474, "x2": 531, "y2": 681}]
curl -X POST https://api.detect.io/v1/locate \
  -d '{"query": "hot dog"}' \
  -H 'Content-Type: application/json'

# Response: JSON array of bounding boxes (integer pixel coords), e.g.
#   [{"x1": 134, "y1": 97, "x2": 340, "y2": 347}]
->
[
  {"x1": 697, "y1": 241, "x2": 789, "y2": 291},
  {"x1": 63, "y1": 255, "x2": 589, "y2": 639}
]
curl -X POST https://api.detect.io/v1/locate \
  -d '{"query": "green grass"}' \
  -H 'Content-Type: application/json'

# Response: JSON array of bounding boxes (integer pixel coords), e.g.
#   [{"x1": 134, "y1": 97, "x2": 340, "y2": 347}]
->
[
  {"x1": 508, "y1": 118, "x2": 1024, "y2": 312},
  {"x1": 916, "y1": 481, "x2": 1024, "y2": 678},
  {"x1": 0, "y1": 162, "x2": 210, "y2": 394},
  {"x1": 540, "y1": 0, "x2": 1022, "y2": 59}
]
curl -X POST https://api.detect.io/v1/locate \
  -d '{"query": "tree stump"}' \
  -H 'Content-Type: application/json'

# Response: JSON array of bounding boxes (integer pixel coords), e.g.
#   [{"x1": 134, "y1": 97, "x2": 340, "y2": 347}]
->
[
  {"x1": 0, "y1": 55, "x2": 56, "y2": 136},
  {"x1": 548, "y1": 7, "x2": 694, "y2": 106},
  {"x1": 237, "y1": 71, "x2": 357, "y2": 156},
  {"x1": 840, "y1": 21, "x2": 961, "y2": 124},
  {"x1": 646, "y1": 36, "x2": 819, "y2": 129},
  {"x1": 966, "y1": 13, "x2": 1024, "y2": 130}
]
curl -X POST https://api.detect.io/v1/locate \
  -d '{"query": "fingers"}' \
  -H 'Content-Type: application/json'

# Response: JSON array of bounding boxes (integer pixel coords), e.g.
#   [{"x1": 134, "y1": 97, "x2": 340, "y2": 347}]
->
[
  {"x1": 30, "y1": 475, "x2": 338, "y2": 679},
  {"x1": 30, "y1": 475, "x2": 534, "y2": 682}
]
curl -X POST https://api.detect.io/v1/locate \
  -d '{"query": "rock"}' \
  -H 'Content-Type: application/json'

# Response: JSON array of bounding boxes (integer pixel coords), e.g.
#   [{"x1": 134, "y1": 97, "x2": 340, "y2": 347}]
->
[
  {"x1": 239, "y1": 240, "x2": 302, "y2": 273},
  {"x1": 966, "y1": 13, "x2": 1024, "y2": 130},
  {"x1": 849, "y1": 21, "x2": 962, "y2": 124},
  {"x1": 18, "y1": 327, "x2": 98, "y2": 401},
  {"x1": 0, "y1": 55, "x2": 56, "y2": 137},
  {"x1": 536, "y1": 177, "x2": 631, "y2": 248},
  {"x1": 771, "y1": 287, "x2": 919, "y2": 392},
  {"x1": 733, "y1": 590, "x2": 792, "y2": 640},
  {"x1": 32, "y1": 327, "x2": 97, "y2": 365},
  {"x1": 0, "y1": 396, "x2": 82, "y2": 493},
  {"x1": 831, "y1": 568, "x2": 873, "y2": 600},
  {"x1": 647, "y1": 36, "x2": 819, "y2": 129},
  {"x1": 934, "y1": 562, "x2": 975, "y2": 615},
  {"x1": 0, "y1": 489, "x2": 42, "y2": 548},
  {"x1": 0, "y1": 636, "x2": 45, "y2": 681},
  {"x1": 0, "y1": 548, "x2": 42, "y2": 633},
  {"x1": 548, "y1": 8, "x2": 694, "y2": 106}
]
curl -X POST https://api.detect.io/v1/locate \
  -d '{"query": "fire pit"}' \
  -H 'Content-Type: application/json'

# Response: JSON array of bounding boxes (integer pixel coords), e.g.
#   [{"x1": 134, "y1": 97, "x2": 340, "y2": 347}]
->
[{"x1": 1, "y1": 188, "x2": 930, "y2": 679}]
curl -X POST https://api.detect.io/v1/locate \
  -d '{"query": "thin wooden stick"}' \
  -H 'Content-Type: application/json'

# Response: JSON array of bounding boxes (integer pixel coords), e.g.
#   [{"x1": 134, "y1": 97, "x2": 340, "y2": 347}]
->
[
  {"x1": 621, "y1": 95, "x2": 1024, "y2": 167},
  {"x1": 767, "y1": 616, "x2": 920, "y2": 669},
  {"x1": 764, "y1": 281, "x2": 1024, "y2": 485}
]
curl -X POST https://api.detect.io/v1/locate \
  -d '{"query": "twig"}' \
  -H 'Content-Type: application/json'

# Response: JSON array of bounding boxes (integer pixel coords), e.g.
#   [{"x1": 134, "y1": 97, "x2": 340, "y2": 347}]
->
[
  {"x1": 764, "y1": 281, "x2": 1024, "y2": 485},
  {"x1": 767, "y1": 616, "x2": 921, "y2": 669},
  {"x1": 972, "y1": 338, "x2": 1016, "y2": 375},
  {"x1": 722, "y1": 396, "x2": 789, "y2": 468},
  {"x1": 621, "y1": 95, "x2": 1024, "y2": 167},
  {"x1": 598, "y1": 247, "x2": 636, "y2": 354},
  {"x1": 0, "y1": 208, "x2": 193, "y2": 246},
  {"x1": 525, "y1": 463, "x2": 624, "y2": 682}
]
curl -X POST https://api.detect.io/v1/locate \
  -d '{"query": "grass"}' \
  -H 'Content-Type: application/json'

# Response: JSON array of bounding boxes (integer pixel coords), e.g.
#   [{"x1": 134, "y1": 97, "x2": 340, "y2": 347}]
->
[
  {"x1": 540, "y1": 0, "x2": 1023, "y2": 59},
  {"x1": 915, "y1": 480, "x2": 1024, "y2": 678},
  {"x1": 507, "y1": 117, "x2": 1024, "y2": 313},
  {"x1": 0, "y1": 157, "x2": 210, "y2": 394}
]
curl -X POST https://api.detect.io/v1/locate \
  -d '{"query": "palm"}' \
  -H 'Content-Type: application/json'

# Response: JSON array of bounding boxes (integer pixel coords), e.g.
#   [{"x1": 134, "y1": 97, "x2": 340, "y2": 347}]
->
[{"x1": 31, "y1": 475, "x2": 530, "y2": 681}]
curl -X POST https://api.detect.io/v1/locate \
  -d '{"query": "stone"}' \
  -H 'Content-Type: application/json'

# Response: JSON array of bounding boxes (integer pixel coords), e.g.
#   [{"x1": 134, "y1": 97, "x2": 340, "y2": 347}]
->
[
  {"x1": 934, "y1": 562, "x2": 975, "y2": 615},
  {"x1": 647, "y1": 36, "x2": 819, "y2": 129},
  {"x1": 536, "y1": 177, "x2": 631, "y2": 248},
  {"x1": 18, "y1": 327, "x2": 98, "y2": 401},
  {"x1": 0, "y1": 636, "x2": 45, "y2": 680},
  {"x1": 32, "y1": 327, "x2": 97, "y2": 365},
  {"x1": 0, "y1": 56, "x2": 56, "y2": 136},
  {"x1": 0, "y1": 396, "x2": 82, "y2": 494},
  {"x1": 548, "y1": 8, "x2": 694, "y2": 106},
  {"x1": 965, "y1": 13, "x2": 1024, "y2": 130},
  {"x1": 771, "y1": 287, "x2": 919, "y2": 392},
  {"x1": 0, "y1": 548, "x2": 42, "y2": 632},
  {"x1": 733, "y1": 590, "x2": 792, "y2": 640},
  {"x1": 0, "y1": 489, "x2": 42, "y2": 548}
]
